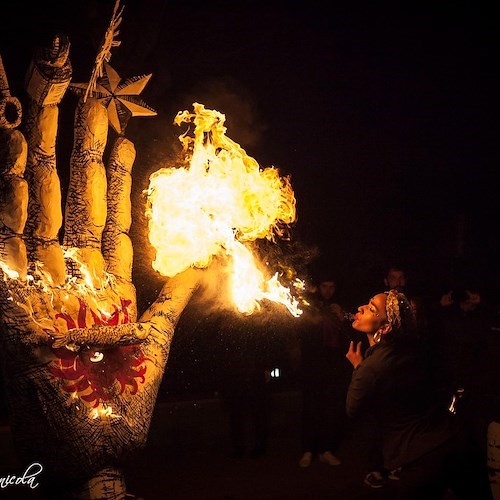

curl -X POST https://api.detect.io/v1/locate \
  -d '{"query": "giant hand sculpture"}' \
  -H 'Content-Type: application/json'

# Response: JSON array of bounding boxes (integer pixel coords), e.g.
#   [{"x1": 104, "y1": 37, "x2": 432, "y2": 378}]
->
[{"x1": 0, "y1": 35, "x2": 200, "y2": 499}]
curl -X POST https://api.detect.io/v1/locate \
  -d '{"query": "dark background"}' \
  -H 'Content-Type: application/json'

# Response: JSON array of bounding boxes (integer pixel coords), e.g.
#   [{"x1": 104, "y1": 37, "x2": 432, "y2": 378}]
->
[{"x1": 1, "y1": 1, "x2": 498, "y2": 396}]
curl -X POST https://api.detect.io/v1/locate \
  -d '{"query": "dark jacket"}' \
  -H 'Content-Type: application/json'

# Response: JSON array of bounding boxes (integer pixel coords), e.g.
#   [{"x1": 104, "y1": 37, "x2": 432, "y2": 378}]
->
[{"x1": 346, "y1": 337, "x2": 458, "y2": 469}]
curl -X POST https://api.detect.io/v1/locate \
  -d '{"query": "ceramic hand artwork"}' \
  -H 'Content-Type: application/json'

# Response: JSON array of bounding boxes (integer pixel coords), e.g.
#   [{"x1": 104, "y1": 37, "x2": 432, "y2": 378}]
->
[{"x1": 0, "y1": 34, "x2": 200, "y2": 498}]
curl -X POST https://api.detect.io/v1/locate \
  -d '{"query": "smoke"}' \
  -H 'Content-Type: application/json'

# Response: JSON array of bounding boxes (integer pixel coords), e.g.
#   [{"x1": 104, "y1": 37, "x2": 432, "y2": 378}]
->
[{"x1": 180, "y1": 76, "x2": 268, "y2": 150}]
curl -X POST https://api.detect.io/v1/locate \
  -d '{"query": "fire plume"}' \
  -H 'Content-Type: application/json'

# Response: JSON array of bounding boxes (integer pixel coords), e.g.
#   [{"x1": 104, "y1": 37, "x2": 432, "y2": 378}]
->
[{"x1": 145, "y1": 103, "x2": 302, "y2": 316}]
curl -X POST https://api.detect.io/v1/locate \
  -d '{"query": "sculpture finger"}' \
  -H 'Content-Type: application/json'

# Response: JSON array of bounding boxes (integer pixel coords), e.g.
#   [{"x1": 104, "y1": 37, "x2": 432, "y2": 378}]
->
[
  {"x1": 23, "y1": 34, "x2": 72, "y2": 285},
  {"x1": 0, "y1": 55, "x2": 22, "y2": 130},
  {"x1": 0, "y1": 53, "x2": 27, "y2": 279},
  {"x1": 101, "y1": 136, "x2": 137, "y2": 318},
  {"x1": 52, "y1": 267, "x2": 202, "y2": 349},
  {"x1": 102, "y1": 137, "x2": 135, "y2": 279},
  {"x1": 0, "y1": 129, "x2": 28, "y2": 279},
  {"x1": 63, "y1": 98, "x2": 108, "y2": 285},
  {"x1": 139, "y1": 267, "x2": 202, "y2": 341}
]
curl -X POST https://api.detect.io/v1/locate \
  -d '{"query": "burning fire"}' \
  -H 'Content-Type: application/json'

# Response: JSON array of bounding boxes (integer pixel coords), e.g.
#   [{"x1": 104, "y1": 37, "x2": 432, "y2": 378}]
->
[
  {"x1": 0, "y1": 252, "x2": 146, "y2": 418},
  {"x1": 145, "y1": 103, "x2": 302, "y2": 316}
]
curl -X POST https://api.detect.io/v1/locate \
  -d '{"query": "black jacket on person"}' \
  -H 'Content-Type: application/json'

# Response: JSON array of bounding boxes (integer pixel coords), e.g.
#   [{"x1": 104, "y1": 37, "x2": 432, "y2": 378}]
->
[{"x1": 346, "y1": 337, "x2": 458, "y2": 470}]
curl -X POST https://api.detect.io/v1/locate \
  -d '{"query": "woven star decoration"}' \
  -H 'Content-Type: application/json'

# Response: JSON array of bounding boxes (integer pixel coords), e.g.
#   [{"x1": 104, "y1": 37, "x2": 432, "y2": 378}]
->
[{"x1": 70, "y1": 62, "x2": 157, "y2": 135}]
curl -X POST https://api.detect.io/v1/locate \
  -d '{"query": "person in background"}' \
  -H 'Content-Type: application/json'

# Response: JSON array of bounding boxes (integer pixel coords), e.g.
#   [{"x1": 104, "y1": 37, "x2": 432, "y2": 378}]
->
[
  {"x1": 345, "y1": 289, "x2": 492, "y2": 499},
  {"x1": 296, "y1": 275, "x2": 352, "y2": 468},
  {"x1": 384, "y1": 266, "x2": 407, "y2": 292},
  {"x1": 217, "y1": 311, "x2": 281, "y2": 459},
  {"x1": 432, "y1": 285, "x2": 494, "y2": 498},
  {"x1": 435, "y1": 287, "x2": 486, "y2": 394},
  {"x1": 384, "y1": 265, "x2": 428, "y2": 335}
]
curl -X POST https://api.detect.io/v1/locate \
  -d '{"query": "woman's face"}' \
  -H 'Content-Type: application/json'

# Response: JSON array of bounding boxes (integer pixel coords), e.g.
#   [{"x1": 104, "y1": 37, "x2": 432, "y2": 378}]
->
[{"x1": 352, "y1": 293, "x2": 388, "y2": 335}]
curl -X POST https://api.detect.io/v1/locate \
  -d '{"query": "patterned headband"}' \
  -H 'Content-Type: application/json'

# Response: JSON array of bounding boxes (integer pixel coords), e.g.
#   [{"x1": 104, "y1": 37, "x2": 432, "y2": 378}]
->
[{"x1": 384, "y1": 289, "x2": 410, "y2": 330}]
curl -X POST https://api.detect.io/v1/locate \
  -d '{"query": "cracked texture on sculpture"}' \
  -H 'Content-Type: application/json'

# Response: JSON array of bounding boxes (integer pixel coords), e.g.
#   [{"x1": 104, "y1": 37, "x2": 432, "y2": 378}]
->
[{"x1": 0, "y1": 34, "x2": 200, "y2": 499}]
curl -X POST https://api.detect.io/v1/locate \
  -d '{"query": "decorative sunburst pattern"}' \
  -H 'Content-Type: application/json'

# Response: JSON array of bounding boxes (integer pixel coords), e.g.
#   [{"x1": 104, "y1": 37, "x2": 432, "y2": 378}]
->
[{"x1": 47, "y1": 297, "x2": 152, "y2": 408}]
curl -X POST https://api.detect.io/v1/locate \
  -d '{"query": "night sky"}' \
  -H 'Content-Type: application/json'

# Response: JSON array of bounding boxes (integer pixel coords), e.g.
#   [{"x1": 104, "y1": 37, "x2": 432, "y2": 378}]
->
[{"x1": 1, "y1": 1, "x2": 498, "y2": 304}]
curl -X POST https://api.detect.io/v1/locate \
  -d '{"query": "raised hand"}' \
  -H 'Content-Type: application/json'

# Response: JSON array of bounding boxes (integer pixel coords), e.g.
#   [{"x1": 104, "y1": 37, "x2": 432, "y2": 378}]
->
[
  {"x1": 0, "y1": 35, "x2": 200, "y2": 498},
  {"x1": 346, "y1": 340, "x2": 363, "y2": 369}
]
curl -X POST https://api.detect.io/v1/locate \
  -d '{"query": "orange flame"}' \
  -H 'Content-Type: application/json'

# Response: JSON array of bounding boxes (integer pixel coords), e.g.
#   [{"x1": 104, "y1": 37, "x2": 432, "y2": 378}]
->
[{"x1": 145, "y1": 103, "x2": 302, "y2": 316}]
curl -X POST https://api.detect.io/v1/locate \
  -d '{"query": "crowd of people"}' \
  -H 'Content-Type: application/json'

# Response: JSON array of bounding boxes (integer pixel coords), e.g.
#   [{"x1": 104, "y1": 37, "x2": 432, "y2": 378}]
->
[
  {"x1": 289, "y1": 263, "x2": 498, "y2": 498},
  {"x1": 173, "y1": 260, "x2": 497, "y2": 498}
]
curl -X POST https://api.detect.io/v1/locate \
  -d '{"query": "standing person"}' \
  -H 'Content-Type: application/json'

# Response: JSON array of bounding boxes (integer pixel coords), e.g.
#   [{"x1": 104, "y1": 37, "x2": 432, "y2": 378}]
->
[
  {"x1": 217, "y1": 311, "x2": 277, "y2": 459},
  {"x1": 345, "y1": 290, "x2": 492, "y2": 499},
  {"x1": 297, "y1": 276, "x2": 352, "y2": 468},
  {"x1": 383, "y1": 265, "x2": 407, "y2": 292},
  {"x1": 433, "y1": 285, "x2": 495, "y2": 497},
  {"x1": 383, "y1": 264, "x2": 430, "y2": 338}
]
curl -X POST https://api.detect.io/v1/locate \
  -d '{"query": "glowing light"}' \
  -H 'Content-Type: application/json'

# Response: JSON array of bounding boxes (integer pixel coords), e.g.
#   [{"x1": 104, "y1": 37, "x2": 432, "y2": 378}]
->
[
  {"x1": 90, "y1": 352, "x2": 104, "y2": 362},
  {"x1": 90, "y1": 404, "x2": 121, "y2": 420},
  {"x1": 145, "y1": 103, "x2": 302, "y2": 316},
  {"x1": 0, "y1": 261, "x2": 19, "y2": 279}
]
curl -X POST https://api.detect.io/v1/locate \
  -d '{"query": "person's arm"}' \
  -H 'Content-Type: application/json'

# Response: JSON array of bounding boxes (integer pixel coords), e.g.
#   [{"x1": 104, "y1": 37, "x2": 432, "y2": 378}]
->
[{"x1": 346, "y1": 361, "x2": 377, "y2": 418}]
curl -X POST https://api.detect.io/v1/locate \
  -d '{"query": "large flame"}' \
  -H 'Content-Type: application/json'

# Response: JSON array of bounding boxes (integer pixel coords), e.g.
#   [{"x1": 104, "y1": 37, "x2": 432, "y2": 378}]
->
[{"x1": 145, "y1": 103, "x2": 302, "y2": 316}]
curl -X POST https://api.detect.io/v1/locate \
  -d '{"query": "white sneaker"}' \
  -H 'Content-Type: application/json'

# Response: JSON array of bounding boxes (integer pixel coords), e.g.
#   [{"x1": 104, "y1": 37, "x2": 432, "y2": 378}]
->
[
  {"x1": 319, "y1": 451, "x2": 341, "y2": 466},
  {"x1": 299, "y1": 452, "x2": 313, "y2": 468}
]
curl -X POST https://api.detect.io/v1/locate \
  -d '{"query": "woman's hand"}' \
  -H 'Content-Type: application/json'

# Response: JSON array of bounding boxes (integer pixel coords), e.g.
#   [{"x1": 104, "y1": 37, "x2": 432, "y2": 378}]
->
[{"x1": 346, "y1": 340, "x2": 363, "y2": 368}]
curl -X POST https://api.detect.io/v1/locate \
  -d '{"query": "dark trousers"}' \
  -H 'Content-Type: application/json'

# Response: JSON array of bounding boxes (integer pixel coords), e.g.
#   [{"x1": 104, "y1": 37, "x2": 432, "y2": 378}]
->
[
  {"x1": 224, "y1": 378, "x2": 269, "y2": 457},
  {"x1": 394, "y1": 432, "x2": 492, "y2": 500},
  {"x1": 301, "y1": 381, "x2": 346, "y2": 454}
]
